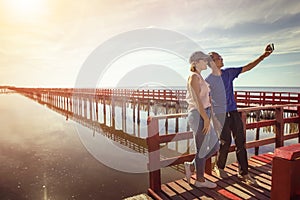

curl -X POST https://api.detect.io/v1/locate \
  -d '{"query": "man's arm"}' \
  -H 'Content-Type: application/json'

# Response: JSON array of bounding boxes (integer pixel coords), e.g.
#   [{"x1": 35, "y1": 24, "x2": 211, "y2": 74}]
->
[{"x1": 241, "y1": 44, "x2": 273, "y2": 73}]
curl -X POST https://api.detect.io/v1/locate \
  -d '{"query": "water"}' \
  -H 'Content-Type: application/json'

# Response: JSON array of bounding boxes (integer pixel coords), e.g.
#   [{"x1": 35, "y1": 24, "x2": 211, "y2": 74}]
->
[{"x1": 0, "y1": 94, "x2": 155, "y2": 200}]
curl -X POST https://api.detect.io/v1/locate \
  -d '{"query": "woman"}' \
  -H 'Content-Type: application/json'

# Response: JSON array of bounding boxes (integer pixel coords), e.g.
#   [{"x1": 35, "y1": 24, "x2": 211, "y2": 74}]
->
[{"x1": 184, "y1": 51, "x2": 220, "y2": 188}]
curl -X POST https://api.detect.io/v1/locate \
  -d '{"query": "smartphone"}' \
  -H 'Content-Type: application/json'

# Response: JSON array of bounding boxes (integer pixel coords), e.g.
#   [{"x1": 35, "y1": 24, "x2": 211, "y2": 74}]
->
[{"x1": 267, "y1": 43, "x2": 275, "y2": 51}]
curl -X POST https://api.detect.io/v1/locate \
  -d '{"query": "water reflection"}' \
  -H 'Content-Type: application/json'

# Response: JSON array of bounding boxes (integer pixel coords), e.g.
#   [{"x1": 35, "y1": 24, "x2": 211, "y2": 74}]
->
[{"x1": 0, "y1": 94, "x2": 150, "y2": 199}]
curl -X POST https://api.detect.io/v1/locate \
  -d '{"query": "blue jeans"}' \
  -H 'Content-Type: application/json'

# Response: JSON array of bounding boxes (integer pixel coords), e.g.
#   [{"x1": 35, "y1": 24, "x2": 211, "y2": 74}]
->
[{"x1": 188, "y1": 108, "x2": 220, "y2": 179}]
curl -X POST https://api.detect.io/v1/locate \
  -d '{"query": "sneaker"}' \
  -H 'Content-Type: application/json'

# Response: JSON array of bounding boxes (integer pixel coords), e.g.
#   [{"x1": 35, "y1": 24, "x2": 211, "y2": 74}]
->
[
  {"x1": 184, "y1": 162, "x2": 192, "y2": 184},
  {"x1": 213, "y1": 165, "x2": 229, "y2": 179},
  {"x1": 194, "y1": 179, "x2": 217, "y2": 189},
  {"x1": 239, "y1": 174, "x2": 258, "y2": 185}
]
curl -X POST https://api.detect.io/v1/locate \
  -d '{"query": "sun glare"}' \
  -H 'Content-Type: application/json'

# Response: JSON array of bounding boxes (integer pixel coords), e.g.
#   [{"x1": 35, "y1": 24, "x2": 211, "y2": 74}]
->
[{"x1": 4, "y1": 0, "x2": 47, "y2": 22}]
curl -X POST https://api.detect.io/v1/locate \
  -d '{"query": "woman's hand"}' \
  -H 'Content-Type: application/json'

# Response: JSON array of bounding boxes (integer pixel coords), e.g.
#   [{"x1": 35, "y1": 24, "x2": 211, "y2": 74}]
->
[{"x1": 202, "y1": 116, "x2": 211, "y2": 134}]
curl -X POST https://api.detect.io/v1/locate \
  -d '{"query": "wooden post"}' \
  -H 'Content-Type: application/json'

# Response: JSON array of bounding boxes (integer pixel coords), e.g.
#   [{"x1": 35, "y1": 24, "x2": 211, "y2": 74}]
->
[
  {"x1": 95, "y1": 98, "x2": 99, "y2": 122},
  {"x1": 137, "y1": 100, "x2": 141, "y2": 138},
  {"x1": 78, "y1": 97, "x2": 81, "y2": 116},
  {"x1": 112, "y1": 98, "x2": 115, "y2": 129},
  {"x1": 147, "y1": 99, "x2": 150, "y2": 117},
  {"x1": 165, "y1": 103, "x2": 169, "y2": 135},
  {"x1": 132, "y1": 99, "x2": 136, "y2": 136},
  {"x1": 271, "y1": 143, "x2": 300, "y2": 200},
  {"x1": 66, "y1": 97, "x2": 69, "y2": 112},
  {"x1": 147, "y1": 117, "x2": 161, "y2": 193},
  {"x1": 175, "y1": 102, "x2": 179, "y2": 152},
  {"x1": 74, "y1": 97, "x2": 77, "y2": 116},
  {"x1": 175, "y1": 102, "x2": 179, "y2": 133},
  {"x1": 53, "y1": 95, "x2": 56, "y2": 107},
  {"x1": 72, "y1": 97, "x2": 75, "y2": 115},
  {"x1": 297, "y1": 105, "x2": 300, "y2": 143},
  {"x1": 69, "y1": 97, "x2": 72, "y2": 114},
  {"x1": 103, "y1": 97, "x2": 106, "y2": 125},
  {"x1": 275, "y1": 107, "x2": 284, "y2": 148},
  {"x1": 84, "y1": 98, "x2": 88, "y2": 119},
  {"x1": 122, "y1": 100, "x2": 126, "y2": 132},
  {"x1": 58, "y1": 95, "x2": 60, "y2": 108},
  {"x1": 79, "y1": 98, "x2": 82, "y2": 116},
  {"x1": 137, "y1": 99, "x2": 140, "y2": 124},
  {"x1": 255, "y1": 110, "x2": 260, "y2": 155},
  {"x1": 133, "y1": 99, "x2": 136, "y2": 123},
  {"x1": 89, "y1": 99, "x2": 93, "y2": 120}
]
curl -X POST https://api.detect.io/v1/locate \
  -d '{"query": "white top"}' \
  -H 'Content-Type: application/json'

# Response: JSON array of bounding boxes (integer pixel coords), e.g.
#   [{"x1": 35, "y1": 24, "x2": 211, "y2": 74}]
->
[{"x1": 186, "y1": 72, "x2": 211, "y2": 111}]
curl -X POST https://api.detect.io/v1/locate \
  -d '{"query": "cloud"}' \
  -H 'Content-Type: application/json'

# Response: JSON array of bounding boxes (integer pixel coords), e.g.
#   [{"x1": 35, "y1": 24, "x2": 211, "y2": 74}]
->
[
  {"x1": 1, "y1": 0, "x2": 300, "y2": 87},
  {"x1": 199, "y1": 12, "x2": 300, "y2": 39}
]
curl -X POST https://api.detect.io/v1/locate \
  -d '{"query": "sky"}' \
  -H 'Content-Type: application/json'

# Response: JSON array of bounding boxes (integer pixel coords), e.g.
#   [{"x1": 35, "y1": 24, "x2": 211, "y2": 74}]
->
[{"x1": 0, "y1": 0, "x2": 300, "y2": 88}]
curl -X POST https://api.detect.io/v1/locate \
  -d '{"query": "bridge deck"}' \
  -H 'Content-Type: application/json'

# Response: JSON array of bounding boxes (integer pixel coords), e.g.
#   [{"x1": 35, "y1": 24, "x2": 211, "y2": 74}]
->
[{"x1": 148, "y1": 153, "x2": 273, "y2": 200}]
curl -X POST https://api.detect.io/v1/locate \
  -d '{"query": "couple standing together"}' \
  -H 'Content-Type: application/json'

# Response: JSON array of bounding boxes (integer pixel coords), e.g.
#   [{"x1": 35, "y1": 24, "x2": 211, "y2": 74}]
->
[{"x1": 185, "y1": 44, "x2": 273, "y2": 188}]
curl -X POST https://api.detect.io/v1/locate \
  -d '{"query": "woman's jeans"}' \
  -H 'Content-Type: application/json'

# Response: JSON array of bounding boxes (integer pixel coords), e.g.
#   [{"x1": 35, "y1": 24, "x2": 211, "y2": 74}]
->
[{"x1": 188, "y1": 108, "x2": 220, "y2": 180}]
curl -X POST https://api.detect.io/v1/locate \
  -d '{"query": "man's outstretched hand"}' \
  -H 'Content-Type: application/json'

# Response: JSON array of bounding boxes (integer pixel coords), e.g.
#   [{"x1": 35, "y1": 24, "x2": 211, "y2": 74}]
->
[{"x1": 264, "y1": 44, "x2": 274, "y2": 57}]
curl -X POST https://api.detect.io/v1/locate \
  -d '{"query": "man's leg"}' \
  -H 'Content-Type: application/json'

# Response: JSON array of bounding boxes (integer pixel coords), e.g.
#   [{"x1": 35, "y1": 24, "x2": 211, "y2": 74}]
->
[
  {"x1": 231, "y1": 111, "x2": 258, "y2": 185},
  {"x1": 231, "y1": 111, "x2": 248, "y2": 175},
  {"x1": 216, "y1": 115, "x2": 232, "y2": 169}
]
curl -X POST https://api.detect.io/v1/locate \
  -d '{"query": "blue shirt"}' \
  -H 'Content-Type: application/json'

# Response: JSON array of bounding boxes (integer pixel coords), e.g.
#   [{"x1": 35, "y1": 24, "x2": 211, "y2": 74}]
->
[
  {"x1": 205, "y1": 74, "x2": 226, "y2": 114},
  {"x1": 221, "y1": 67, "x2": 242, "y2": 112}
]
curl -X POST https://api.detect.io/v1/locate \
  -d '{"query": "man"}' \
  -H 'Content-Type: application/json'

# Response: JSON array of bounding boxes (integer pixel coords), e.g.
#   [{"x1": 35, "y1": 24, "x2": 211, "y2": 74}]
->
[{"x1": 205, "y1": 44, "x2": 273, "y2": 185}]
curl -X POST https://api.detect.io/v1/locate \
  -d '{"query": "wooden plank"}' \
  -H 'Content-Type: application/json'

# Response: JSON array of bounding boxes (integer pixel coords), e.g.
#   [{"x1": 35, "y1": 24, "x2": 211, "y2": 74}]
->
[
  {"x1": 211, "y1": 169, "x2": 270, "y2": 200},
  {"x1": 166, "y1": 182, "x2": 198, "y2": 200},
  {"x1": 228, "y1": 163, "x2": 272, "y2": 191},
  {"x1": 148, "y1": 188, "x2": 169, "y2": 200},
  {"x1": 247, "y1": 159, "x2": 272, "y2": 176},
  {"x1": 249, "y1": 156, "x2": 272, "y2": 168},
  {"x1": 231, "y1": 162, "x2": 272, "y2": 184},
  {"x1": 188, "y1": 175, "x2": 232, "y2": 200},
  {"x1": 224, "y1": 164, "x2": 271, "y2": 198},
  {"x1": 161, "y1": 184, "x2": 185, "y2": 200},
  {"x1": 249, "y1": 158, "x2": 272, "y2": 170},
  {"x1": 262, "y1": 153, "x2": 274, "y2": 159},
  {"x1": 159, "y1": 131, "x2": 193, "y2": 143},
  {"x1": 251, "y1": 155, "x2": 272, "y2": 164},
  {"x1": 175, "y1": 179, "x2": 213, "y2": 200},
  {"x1": 258, "y1": 154, "x2": 273, "y2": 161},
  {"x1": 204, "y1": 174, "x2": 254, "y2": 200}
]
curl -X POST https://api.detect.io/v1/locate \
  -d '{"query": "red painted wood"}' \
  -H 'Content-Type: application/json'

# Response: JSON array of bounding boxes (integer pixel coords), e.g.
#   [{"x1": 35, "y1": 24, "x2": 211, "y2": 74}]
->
[
  {"x1": 217, "y1": 189, "x2": 243, "y2": 200},
  {"x1": 275, "y1": 107, "x2": 284, "y2": 148},
  {"x1": 271, "y1": 144, "x2": 300, "y2": 200},
  {"x1": 274, "y1": 143, "x2": 300, "y2": 160},
  {"x1": 147, "y1": 117, "x2": 161, "y2": 192}
]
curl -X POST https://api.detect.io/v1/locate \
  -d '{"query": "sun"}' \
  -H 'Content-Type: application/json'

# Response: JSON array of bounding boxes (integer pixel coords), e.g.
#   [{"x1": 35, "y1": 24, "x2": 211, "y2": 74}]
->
[{"x1": 4, "y1": 0, "x2": 47, "y2": 22}]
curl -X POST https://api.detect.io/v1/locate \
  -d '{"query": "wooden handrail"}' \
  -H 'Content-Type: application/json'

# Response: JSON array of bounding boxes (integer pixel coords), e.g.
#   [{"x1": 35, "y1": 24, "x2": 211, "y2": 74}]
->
[
  {"x1": 147, "y1": 104, "x2": 300, "y2": 192},
  {"x1": 10, "y1": 88, "x2": 300, "y2": 106}
]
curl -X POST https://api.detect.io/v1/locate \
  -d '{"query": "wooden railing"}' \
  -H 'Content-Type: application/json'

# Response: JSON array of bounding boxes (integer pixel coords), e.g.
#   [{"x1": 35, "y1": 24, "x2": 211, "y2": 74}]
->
[
  {"x1": 235, "y1": 91, "x2": 300, "y2": 107},
  {"x1": 146, "y1": 104, "x2": 300, "y2": 193},
  {"x1": 11, "y1": 88, "x2": 187, "y2": 102},
  {"x1": 10, "y1": 88, "x2": 300, "y2": 105}
]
